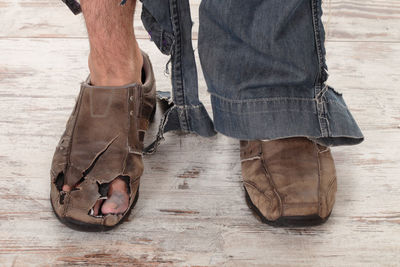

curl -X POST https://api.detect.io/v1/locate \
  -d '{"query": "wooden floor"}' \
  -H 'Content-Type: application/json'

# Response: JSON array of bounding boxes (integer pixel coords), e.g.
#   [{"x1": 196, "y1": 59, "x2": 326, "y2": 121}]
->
[{"x1": 1, "y1": 1, "x2": 400, "y2": 266}]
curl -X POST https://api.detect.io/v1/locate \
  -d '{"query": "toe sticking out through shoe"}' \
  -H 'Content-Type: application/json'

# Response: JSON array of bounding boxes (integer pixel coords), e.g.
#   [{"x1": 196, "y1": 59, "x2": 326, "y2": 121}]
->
[
  {"x1": 50, "y1": 50, "x2": 156, "y2": 231},
  {"x1": 51, "y1": 188, "x2": 140, "y2": 232}
]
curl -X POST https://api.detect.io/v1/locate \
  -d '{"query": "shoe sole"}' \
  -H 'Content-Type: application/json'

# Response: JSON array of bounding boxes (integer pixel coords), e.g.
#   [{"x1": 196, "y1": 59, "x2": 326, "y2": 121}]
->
[
  {"x1": 50, "y1": 187, "x2": 140, "y2": 232},
  {"x1": 244, "y1": 186, "x2": 330, "y2": 227}
]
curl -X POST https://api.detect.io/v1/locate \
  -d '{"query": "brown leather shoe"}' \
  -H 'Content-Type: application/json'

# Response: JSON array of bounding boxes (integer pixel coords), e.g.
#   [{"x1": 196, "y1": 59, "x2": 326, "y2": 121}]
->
[
  {"x1": 50, "y1": 50, "x2": 156, "y2": 231},
  {"x1": 240, "y1": 137, "x2": 337, "y2": 226}
]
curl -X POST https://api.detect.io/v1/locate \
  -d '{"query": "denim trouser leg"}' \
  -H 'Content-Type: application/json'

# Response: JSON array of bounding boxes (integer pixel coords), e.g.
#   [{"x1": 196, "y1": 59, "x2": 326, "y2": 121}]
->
[
  {"x1": 198, "y1": 0, "x2": 364, "y2": 146},
  {"x1": 61, "y1": 0, "x2": 364, "y2": 150}
]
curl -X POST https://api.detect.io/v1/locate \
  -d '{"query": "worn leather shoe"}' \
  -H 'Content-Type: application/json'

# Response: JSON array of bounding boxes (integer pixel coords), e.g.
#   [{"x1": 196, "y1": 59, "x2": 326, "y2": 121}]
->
[
  {"x1": 240, "y1": 137, "x2": 337, "y2": 226},
  {"x1": 50, "y1": 50, "x2": 156, "y2": 231}
]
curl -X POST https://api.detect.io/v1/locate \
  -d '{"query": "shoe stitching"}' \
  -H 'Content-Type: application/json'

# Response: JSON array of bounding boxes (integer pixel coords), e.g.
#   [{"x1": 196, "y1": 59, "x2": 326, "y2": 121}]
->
[
  {"x1": 326, "y1": 175, "x2": 337, "y2": 202},
  {"x1": 259, "y1": 142, "x2": 283, "y2": 215},
  {"x1": 243, "y1": 181, "x2": 273, "y2": 202},
  {"x1": 315, "y1": 141, "x2": 323, "y2": 216},
  {"x1": 66, "y1": 86, "x2": 85, "y2": 170}
]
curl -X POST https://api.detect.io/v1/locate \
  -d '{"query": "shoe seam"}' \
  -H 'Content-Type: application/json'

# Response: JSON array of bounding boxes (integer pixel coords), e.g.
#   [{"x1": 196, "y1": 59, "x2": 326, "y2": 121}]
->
[
  {"x1": 243, "y1": 181, "x2": 273, "y2": 202},
  {"x1": 327, "y1": 175, "x2": 337, "y2": 197},
  {"x1": 65, "y1": 86, "x2": 85, "y2": 178},
  {"x1": 315, "y1": 141, "x2": 323, "y2": 216},
  {"x1": 259, "y1": 143, "x2": 283, "y2": 216},
  {"x1": 51, "y1": 87, "x2": 83, "y2": 191}
]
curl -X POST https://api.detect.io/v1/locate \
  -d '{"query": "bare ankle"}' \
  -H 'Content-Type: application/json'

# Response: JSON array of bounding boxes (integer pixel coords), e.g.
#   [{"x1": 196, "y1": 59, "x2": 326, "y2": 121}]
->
[{"x1": 88, "y1": 44, "x2": 143, "y2": 87}]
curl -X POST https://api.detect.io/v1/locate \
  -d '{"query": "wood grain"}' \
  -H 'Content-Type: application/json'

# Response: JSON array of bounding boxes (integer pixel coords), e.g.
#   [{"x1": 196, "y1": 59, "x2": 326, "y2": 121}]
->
[
  {"x1": 0, "y1": 0, "x2": 399, "y2": 41},
  {"x1": 1, "y1": 1, "x2": 400, "y2": 266}
]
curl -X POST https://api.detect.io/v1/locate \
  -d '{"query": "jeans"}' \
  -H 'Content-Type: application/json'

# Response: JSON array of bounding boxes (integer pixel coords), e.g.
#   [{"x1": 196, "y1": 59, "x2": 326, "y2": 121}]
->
[{"x1": 62, "y1": 0, "x2": 364, "y2": 153}]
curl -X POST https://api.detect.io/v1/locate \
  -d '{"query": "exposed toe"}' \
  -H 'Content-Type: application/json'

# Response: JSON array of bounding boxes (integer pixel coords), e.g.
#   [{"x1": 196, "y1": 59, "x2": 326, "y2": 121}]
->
[
  {"x1": 62, "y1": 184, "x2": 71, "y2": 192},
  {"x1": 101, "y1": 191, "x2": 129, "y2": 215},
  {"x1": 92, "y1": 199, "x2": 104, "y2": 216},
  {"x1": 101, "y1": 177, "x2": 129, "y2": 215}
]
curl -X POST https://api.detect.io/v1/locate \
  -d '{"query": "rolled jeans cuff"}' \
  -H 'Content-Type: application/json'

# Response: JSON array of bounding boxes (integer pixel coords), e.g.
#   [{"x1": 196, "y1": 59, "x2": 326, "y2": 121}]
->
[
  {"x1": 210, "y1": 86, "x2": 364, "y2": 147},
  {"x1": 143, "y1": 91, "x2": 216, "y2": 154}
]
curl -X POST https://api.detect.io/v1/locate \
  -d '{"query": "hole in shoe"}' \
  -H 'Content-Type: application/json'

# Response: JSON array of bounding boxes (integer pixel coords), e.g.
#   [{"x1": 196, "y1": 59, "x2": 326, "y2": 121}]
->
[
  {"x1": 117, "y1": 175, "x2": 131, "y2": 195},
  {"x1": 54, "y1": 172, "x2": 65, "y2": 191},
  {"x1": 59, "y1": 191, "x2": 66, "y2": 205},
  {"x1": 70, "y1": 177, "x2": 86, "y2": 191},
  {"x1": 97, "y1": 180, "x2": 111, "y2": 197},
  {"x1": 68, "y1": 135, "x2": 120, "y2": 194},
  {"x1": 88, "y1": 176, "x2": 131, "y2": 217}
]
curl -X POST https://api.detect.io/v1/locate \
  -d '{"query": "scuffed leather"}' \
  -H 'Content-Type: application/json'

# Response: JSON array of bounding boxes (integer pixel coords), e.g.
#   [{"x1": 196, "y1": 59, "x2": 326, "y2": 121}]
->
[
  {"x1": 50, "y1": 51, "x2": 156, "y2": 227},
  {"x1": 240, "y1": 137, "x2": 337, "y2": 221}
]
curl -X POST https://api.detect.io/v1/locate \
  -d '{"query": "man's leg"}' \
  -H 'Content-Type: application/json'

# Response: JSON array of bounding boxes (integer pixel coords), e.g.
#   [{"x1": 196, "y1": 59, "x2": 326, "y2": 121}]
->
[
  {"x1": 198, "y1": 0, "x2": 363, "y2": 225},
  {"x1": 62, "y1": 0, "x2": 142, "y2": 216},
  {"x1": 83, "y1": 0, "x2": 142, "y2": 87},
  {"x1": 198, "y1": 0, "x2": 363, "y2": 144}
]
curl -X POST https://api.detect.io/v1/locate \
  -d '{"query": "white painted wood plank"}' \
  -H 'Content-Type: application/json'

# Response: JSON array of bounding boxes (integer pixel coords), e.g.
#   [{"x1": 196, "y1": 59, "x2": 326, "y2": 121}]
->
[{"x1": 324, "y1": 0, "x2": 400, "y2": 41}]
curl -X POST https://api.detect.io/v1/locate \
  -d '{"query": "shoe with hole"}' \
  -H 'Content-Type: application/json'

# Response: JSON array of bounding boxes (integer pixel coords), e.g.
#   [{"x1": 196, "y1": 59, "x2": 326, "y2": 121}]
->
[{"x1": 50, "y1": 50, "x2": 156, "y2": 231}]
